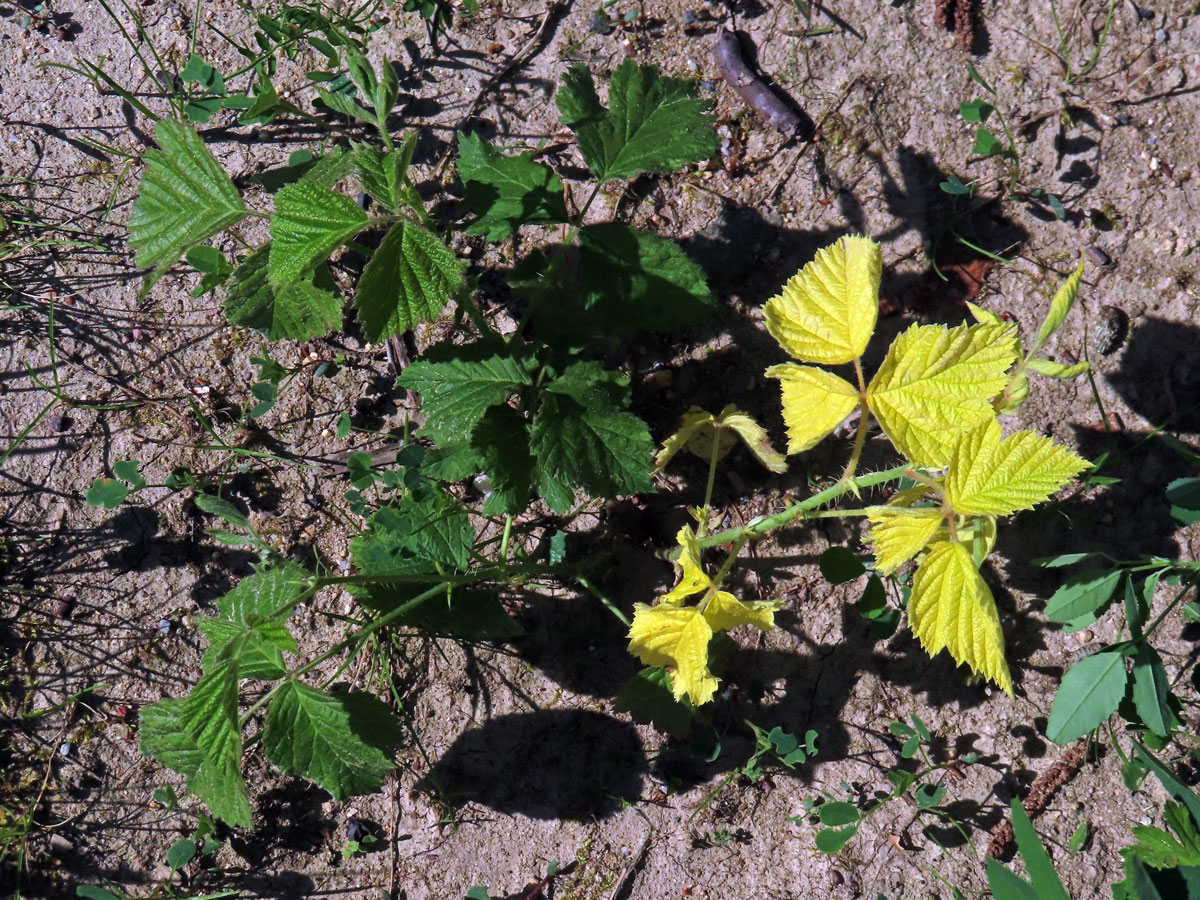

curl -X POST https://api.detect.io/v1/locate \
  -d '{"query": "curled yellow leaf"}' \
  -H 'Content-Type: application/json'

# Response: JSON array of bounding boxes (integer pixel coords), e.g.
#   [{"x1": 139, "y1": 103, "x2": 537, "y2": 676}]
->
[
  {"x1": 661, "y1": 525, "x2": 709, "y2": 606},
  {"x1": 764, "y1": 234, "x2": 881, "y2": 365},
  {"x1": 765, "y1": 363, "x2": 859, "y2": 455},
  {"x1": 627, "y1": 604, "x2": 719, "y2": 704},
  {"x1": 909, "y1": 541, "x2": 1012, "y2": 695},
  {"x1": 713, "y1": 406, "x2": 787, "y2": 474},
  {"x1": 703, "y1": 591, "x2": 779, "y2": 633}
]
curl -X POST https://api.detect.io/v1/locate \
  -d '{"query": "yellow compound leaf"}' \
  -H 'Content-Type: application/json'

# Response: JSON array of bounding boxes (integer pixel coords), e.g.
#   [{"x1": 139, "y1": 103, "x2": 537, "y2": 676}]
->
[
  {"x1": 713, "y1": 405, "x2": 787, "y2": 473},
  {"x1": 654, "y1": 407, "x2": 716, "y2": 473},
  {"x1": 763, "y1": 235, "x2": 881, "y2": 365},
  {"x1": 864, "y1": 507, "x2": 944, "y2": 575},
  {"x1": 909, "y1": 541, "x2": 1012, "y2": 695},
  {"x1": 661, "y1": 526, "x2": 709, "y2": 606},
  {"x1": 765, "y1": 364, "x2": 859, "y2": 454},
  {"x1": 627, "y1": 604, "x2": 719, "y2": 705},
  {"x1": 867, "y1": 322, "x2": 1017, "y2": 466},
  {"x1": 703, "y1": 591, "x2": 779, "y2": 633},
  {"x1": 943, "y1": 417, "x2": 1089, "y2": 517}
]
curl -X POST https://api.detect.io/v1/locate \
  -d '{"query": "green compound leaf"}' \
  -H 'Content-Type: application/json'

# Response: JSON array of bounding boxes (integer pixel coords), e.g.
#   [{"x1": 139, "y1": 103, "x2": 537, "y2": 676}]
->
[
  {"x1": 354, "y1": 221, "x2": 462, "y2": 342},
  {"x1": 224, "y1": 244, "x2": 343, "y2": 341},
  {"x1": 556, "y1": 59, "x2": 716, "y2": 182},
  {"x1": 1046, "y1": 650, "x2": 1129, "y2": 744},
  {"x1": 268, "y1": 181, "x2": 368, "y2": 289},
  {"x1": 263, "y1": 682, "x2": 403, "y2": 800},
  {"x1": 128, "y1": 119, "x2": 248, "y2": 297},
  {"x1": 195, "y1": 563, "x2": 307, "y2": 680},
  {"x1": 472, "y1": 405, "x2": 536, "y2": 515},
  {"x1": 357, "y1": 494, "x2": 475, "y2": 572},
  {"x1": 456, "y1": 132, "x2": 568, "y2": 239},
  {"x1": 398, "y1": 352, "x2": 533, "y2": 445}
]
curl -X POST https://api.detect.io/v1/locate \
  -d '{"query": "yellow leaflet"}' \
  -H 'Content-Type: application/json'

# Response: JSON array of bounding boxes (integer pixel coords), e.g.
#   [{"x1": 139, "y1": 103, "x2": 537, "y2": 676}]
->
[
  {"x1": 654, "y1": 407, "x2": 716, "y2": 473},
  {"x1": 763, "y1": 235, "x2": 881, "y2": 365},
  {"x1": 714, "y1": 406, "x2": 787, "y2": 474},
  {"x1": 909, "y1": 541, "x2": 1012, "y2": 695},
  {"x1": 867, "y1": 322, "x2": 1017, "y2": 467},
  {"x1": 1026, "y1": 357, "x2": 1090, "y2": 379},
  {"x1": 930, "y1": 515, "x2": 998, "y2": 562},
  {"x1": 943, "y1": 417, "x2": 1089, "y2": 516},
  {"x1": 703, "y1": 591, "x2": 779, "y2": 632},
  {"x1": 765, "y1": 364, "x2": 859, "y2": 455},
  {"x1": 966, "y1": 301, "x2": 1003, "y2": 325},
  {"x1": 627, "y1": 604, "x2": 719, "y2": 704},
  {"x1": 864, "y1": 507, "x2": 944, "y2": 575},
  {"x1": 661, "y1": 526, "x2": 709, "y2": 606},
  {"x1": 1034, "y1": 254, "x2": 1085, "y2": 352}
]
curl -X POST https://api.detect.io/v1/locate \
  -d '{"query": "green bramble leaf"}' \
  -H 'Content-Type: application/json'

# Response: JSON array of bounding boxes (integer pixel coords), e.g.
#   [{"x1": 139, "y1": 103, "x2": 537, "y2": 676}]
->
[
  {"x1": 398, "y1": 352, "x2": 533, "y2": 445},
  {"x1": 224, "y1": 244, "x2": 343, "y2": 340},
  {"x1": 528, "y1": 223, "x2": 714, "y2": 341},
  {"x1": 556, "y1": 59, "x2": 717, "y2": 182},
  {"x1": 1046, "y1": 650, "x2": 1129, "y2": 744},
  {"x1": 456, "y1": 132, "x2": 569, "y2": 239},
  {"x1": 392, "y1": 589, "x2": 522, "y2": 640},
  {"x1": 268, "y1": 181, "x2": 368, "y2": 289},
  {"x1": 614, "y1": 667, "x2": 696, "y2": 737},
  {"x1": 186, "y1": 245, "x2": 235, "y2": 297},
  {"x1": 263, "y1": 682, "x2": 403, "y2": 800},
  {"x1": 353, "y1": 221, "x2": 462, "y2": 341},
  {"x1": 129, "y1": 119, "x2": 248, "y2": 297},
  {"x1": 195, "y1": 563, "x2": 307, "y2": 680}
]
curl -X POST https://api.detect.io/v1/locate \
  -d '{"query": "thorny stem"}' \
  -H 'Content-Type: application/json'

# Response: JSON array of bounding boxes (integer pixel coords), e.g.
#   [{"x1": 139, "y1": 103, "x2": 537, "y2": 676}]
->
[{"x1": 691, "y1": 463, "x2": 912, "y2": 552}]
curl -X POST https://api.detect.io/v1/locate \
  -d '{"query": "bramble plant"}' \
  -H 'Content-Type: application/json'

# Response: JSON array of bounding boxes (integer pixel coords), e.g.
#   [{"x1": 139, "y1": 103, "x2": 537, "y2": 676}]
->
[{"x1": 637, "y1": 235, "x2": 1089, "y2": 701}]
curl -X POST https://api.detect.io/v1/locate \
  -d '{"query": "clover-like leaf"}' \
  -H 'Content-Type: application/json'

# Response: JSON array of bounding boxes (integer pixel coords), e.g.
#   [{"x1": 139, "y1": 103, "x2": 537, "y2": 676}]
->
[
  {"x1": 627, "y1": 604, "x2": 718, "y2": 705},
  {"x1": 866, "y1": 322, "x2": 1017, "y2": 467},
  {"x1": 763, "y1": 235, "x2": 881, "y2": 365},
  {"x1": 864, "y1": 507, "x2": 944, "y2": 575},
  {"x1": 943, "y1": 417, "x2": 1088, "y2": 516},
  {"x1": 909, "y1": 541, "x2": 1012, "y2": 694},
  {"x1": 766, "y1": 364, "x2": 859, "y2": 454}
]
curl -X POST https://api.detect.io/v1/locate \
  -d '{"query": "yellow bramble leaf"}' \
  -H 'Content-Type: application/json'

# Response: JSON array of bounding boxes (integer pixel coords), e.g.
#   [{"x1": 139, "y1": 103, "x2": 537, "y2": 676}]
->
[
  {"x1": 703, "y1": 591, "x2": 779, "y2": 633},
  {"x1": 1026, "y1": 357, "x2": 1090, "y2": 379},
  {"x1": 713, "y1": 405, "x2": 787, "y2": 474},
  {"x1": 864, "y1": 507, "x2": 945, "y2": 575},
  {"x1": 765, "y1": 363, "x2": 859, "y2": 455},
  {"x1": 867, "y1": 322, "x2": 1018, "y2": 466},
  {"x1": 909, "y1": 541, "x2": 1012, "y2": 694},
  {"x1": 627, "y1": 604, "x2": 719, "y2": 704},
  {"x1": 763, "y1": 235, "x2": 881, "y2": 365},
  {"x1": 653, "y1": 407, "x2": 716, "y2": 473},
  {"x1": 943, "y1": 417, "x2": 1089, "y2": 517},
  {"x1": 661, "y1": 526, "x2": 708, "y2": 606},
  {"x1": 965, "y1": 301, "x2": 1003, "y2": 325},
  {"x1": 887, "y1": 484, "x2": 934, "y2": 507}
]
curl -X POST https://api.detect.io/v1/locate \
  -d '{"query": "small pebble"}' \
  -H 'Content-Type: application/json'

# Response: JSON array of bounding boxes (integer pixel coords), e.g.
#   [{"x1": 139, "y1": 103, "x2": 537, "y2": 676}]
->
[
  {"x1": 1155, "y1": 28, "x2": 1168, "y2": 43},
  {"x1": 1085, "y1": 247, "x2": 1112, "y2": 267},
  {"x1": 1116, "y1": 113, "x2": 1131, "y2": 126},
  {"x1": 1091, "y1": 305, "x2": 1129, "y2": 356},
  {"x1": 58, "y1": 742, "x2": 72, "y2": 757},
  {"x1": 1076, "y1": 629, "x2": 1094, "y2": 644},
  {"x1": 158, "y1": 618, "x2": 172, "y2": 635}
]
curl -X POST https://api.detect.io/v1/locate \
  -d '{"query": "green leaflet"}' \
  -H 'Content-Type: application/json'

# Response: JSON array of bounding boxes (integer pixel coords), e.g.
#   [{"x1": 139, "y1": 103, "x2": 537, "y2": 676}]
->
[
  {"x1": 1034, "y1": 255, "x2": 1085, "y2": 352},
  {"x1": 353, "y1": 221, "x2": 462, "y2": 341},
  {"x1": 223, "y1": 245, "x2": 343, "y2": 342},
  {"x1": 986, "y1": 801, "x2": 1070, "y2": 900},
  {"x1": 268, "y1": 181, "x2": 368, "y2": 289},
  {"x1": 263, "y1": 682, "x2": 403, "y2": 800},
  {"x1": 556, "y1": 59, "x2": 717, "y2": 182},
  {"x1": 526, "y1": 223, "x2": 714, "y2": 342},
  {"x1": 1046, "y1": 649, "x2": 1128, "y2": 744},
  {"x1": 614, "y1": 667, "x2": 696, "y2": 737},
  {"x1": 128, "y1": 119, "x2": 248, "y2": 297},
  {"x1": 456, "y1": 132, "x2": 569, "y2": 239},
  {"x1": 398, "y1": 352, "x2": 533, "y2": 445},
  {"x1": 195, "y1": 563, "x2": 307, "y2": 680}
]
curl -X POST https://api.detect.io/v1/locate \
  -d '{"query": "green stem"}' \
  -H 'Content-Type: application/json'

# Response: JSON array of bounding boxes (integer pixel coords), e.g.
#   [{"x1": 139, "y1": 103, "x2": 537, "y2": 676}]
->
[
  {"x1": 500, "y1": 515, "x2": 513, "y2": 564},
  {"x1": 578, "y1": 576, "x2": 631, "y2": 627},
  {"x1": 691, "y1": 463, "x2": 911, "y2": 551}
]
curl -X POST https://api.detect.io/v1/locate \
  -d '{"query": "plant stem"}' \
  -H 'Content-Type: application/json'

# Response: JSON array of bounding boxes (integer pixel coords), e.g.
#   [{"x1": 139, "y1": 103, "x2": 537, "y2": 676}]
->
[
  {"x1": 578, "y1": 575, "x2": 631, "y2": 627},
  {"x1": 691, "y1": 463, "x2": 910, "y2": 551}
]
